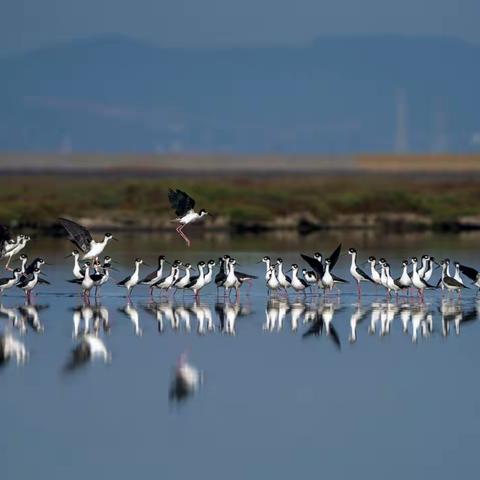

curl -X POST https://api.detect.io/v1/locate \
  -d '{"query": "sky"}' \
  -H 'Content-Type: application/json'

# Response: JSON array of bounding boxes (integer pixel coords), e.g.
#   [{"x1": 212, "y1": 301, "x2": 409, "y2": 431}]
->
[{"x1": 2, "y1": 0, "x2": 479, "y2": 55}]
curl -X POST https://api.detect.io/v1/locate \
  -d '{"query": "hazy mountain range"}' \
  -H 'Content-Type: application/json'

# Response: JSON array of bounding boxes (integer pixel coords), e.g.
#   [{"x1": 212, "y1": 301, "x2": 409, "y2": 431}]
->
[{"x1": 1, "y1": 34, "x2": 479, "y2": 153}]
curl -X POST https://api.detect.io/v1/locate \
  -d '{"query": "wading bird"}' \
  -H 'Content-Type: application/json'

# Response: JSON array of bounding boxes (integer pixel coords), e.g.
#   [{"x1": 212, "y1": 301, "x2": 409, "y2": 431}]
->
[
  {"x1": 168, "y1": 189, "x2": 209, "y2": 247},
  {"x1": 59, "y1": 217, "x2": 117, "y2": 260}
]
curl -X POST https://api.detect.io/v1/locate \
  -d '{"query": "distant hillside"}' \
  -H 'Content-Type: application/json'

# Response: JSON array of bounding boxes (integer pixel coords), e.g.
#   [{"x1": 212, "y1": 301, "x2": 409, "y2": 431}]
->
[{"x1": 1, "y1": 35, "x2": 479, "y2": 153}]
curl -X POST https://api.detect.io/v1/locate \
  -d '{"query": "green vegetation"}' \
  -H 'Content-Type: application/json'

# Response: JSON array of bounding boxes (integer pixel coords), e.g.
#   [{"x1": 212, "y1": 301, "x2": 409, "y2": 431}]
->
[{"x1": 1, "y1": 173, "x2": 480, "y2": 231}]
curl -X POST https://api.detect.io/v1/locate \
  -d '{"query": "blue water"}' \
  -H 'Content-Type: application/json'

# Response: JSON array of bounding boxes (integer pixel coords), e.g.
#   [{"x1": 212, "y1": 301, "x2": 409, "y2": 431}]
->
[{"x1": 2, "y1": 234, "x2": 480, "y2": 479}]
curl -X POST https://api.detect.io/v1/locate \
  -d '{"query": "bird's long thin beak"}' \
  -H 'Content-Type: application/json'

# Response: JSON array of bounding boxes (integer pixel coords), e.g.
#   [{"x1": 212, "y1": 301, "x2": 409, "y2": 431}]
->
[
  {"x1": 208, "y1": 213, "x2": 216, "y2": 219},
  {"x1": 256, "y1": 260, "x2": 263, "y2": 264},
  {"x1": 64, "y1": 253, "x2": 72, "y2": 259},
  {"x1": 143, "y1": 262, "x2": 151, "y2": 267},
  {"x1": 109, "y1": 266, "x2": 119, "y2": 272},
  {"x1": 286, "y1": 268, "x2": 292, "y2": 273},
  {"x1": 44, "y1": 262, "x2": 53, "y2": 266},
  {"x1": 112, "y1": 237, "x2": 119, "y2": 241}
]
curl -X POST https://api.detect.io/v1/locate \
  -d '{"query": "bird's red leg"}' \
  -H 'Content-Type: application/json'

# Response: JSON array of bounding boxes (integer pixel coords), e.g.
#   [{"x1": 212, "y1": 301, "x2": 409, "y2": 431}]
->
[{"x1": 177, "y1": 225, "x2": 191, "y2": 247}]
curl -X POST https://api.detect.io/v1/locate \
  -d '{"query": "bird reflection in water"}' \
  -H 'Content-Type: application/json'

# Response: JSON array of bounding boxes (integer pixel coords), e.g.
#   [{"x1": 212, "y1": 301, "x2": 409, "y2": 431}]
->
[
  {"x1": 349, "y1": 303, "x2": 370, "y2": 343},
  {"x1": 64, "y1": 334, "x2": 111, "y2": 372},
  {"x1": 169, "y1": 352, "x2": 202, "y2": 403},
  {"x1": 0, "y1": 332, "x2": 28, "y2": 366},
  {"x1": 302, "y1": 302, "x2": 342, "y2": 350},
  {"x1": 118, "y1": 301, "x2": 142, "y2": 336},
  {"x1": 72, "y1": 301, "x2": 110, "y2": 338},
  {"x1": 439, "y1": 298, "x2": 476, "y2": 337}
]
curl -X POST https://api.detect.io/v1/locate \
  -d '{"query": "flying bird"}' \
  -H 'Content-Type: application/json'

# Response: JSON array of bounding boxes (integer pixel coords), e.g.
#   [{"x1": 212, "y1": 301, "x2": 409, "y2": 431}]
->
[
  {"x1": 58, "y1": 217, "x2": 117, "y2": 260},
  {"x1": 168, "y1": 189, "x2": 209, "y2": 247}
]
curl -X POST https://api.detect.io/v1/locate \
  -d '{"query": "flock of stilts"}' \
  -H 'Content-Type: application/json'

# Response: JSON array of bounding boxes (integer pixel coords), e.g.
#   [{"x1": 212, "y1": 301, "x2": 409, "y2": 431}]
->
[{"x1": 2, "y1": 218, "x2": 480, "y2": 302}]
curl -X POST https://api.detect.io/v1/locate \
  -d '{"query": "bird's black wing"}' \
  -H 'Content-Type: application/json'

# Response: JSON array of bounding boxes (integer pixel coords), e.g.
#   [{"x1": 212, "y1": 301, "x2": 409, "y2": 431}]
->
[
  {"x1": 140, "y1": 270, "x2": 158, "y2": 283},
  {"x1": 168, "y1": 189, "x2": 196, "y2": 217},
  {"x1": 37, "y1": 278, "x2": 50, "y2": 285},
  {"x1": 185, "y1": 276, "x2": 199, "y2": 289},
  {"x1": 301, "y1": 254, "x2": 324, "y2": 277},
  {"x1": 356, "y1": 266, "x2": 374, "y2": 283},
  {"x1": 215, "y1": 271, "x2": 227, "y2": 286},
  {"x1": 328, "y1": 243, "x2": 342, "y2": 270},
  {"x1": 235, "y1": 271, "x2": 258, "y2": 280},
  {"x1": 25, "y1": 257, "x2": 42, "y2": 275},
  {"x1": 67, "y1": 278, "x2": 82, "y2": 284},
  {"x1": 459, "y1": 264, "x2": 479, "y2": 282},
  {"x1": 117, "y1": 275, "x2": 130, "y2": 286},
  {"x1": 332, "y1": 274, "x2": 349, "y2": 283},
  {"x1": 16, "y1": 276, "x2": 31, "y2": 288},
  {"x1": 444, "y1": 277, "x2": 467, "y2": 289},
  {"x1": 58, "y1": 218, "x2": 92, "y2": 253}
]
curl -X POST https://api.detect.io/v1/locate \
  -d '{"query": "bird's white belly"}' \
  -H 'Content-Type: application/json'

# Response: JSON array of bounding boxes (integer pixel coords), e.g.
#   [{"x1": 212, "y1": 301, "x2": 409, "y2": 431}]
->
[{"x1": 180, "y1": 212, "x2": 198, "y2": 225}]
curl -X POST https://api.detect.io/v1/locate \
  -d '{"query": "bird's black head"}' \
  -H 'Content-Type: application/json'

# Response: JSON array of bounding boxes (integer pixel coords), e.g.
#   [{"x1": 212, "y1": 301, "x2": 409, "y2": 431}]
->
[
  {"x1": 33, "y1": 268, "x2": 41, "y2": 274},
  {"x1": 104, "y1": 256, "x2": 112, "y2": 262},
  {"x1": 277, "y1": 258, "x2": 283, "y2": 264},
  {"x1": 422, "y1": 254, "x2": 429, "y2": 260},
  {"x1": 291, "y1": 263, "x2": 298, "y2": 269},
  {"x1": 135, "y1": 258, "x2": 143, "y2": 263},
  {"x1": 368, "y1": 256, "x2": 376, "y2": 262},
  {"x1": 37, "y1": 258, "x2": 45, "y2": 265},
  {"x1": 445, "y1": 258, "x2": 450, "y2": 264},
  {"x1": 348, "y1": 247, "x2": 356, "y2": 254},
  {"x1": 199, "y1": 209, "x2": 208, "y2": 216},
  {"x1": 185, "y1": 263, "x2": 192, "y2": 268},
  {"x1": 262, "y1": 256, "x2": 270, "y2": 262},
  {"x1": 325, "y1": 258, "x2": 331, "y2": 264},
  {"x1": 13, "y1": 268, "x2": 21, "y2": 274},
  {"x1": 105, "y1": 233, "x2": 113, "y2": 239},
  {"x1": 198, "y1": 261, "x2": 206, "y2": 267},
  {"x1": 314, "y1": 252, "x2": 321, "y2": 259},
  {"x1": 208, "y1": 259, "x2": 216, "y2": 266},
  {"x1": 402, "y1": 259, "x2": 408, "y2": 266},
  {"x1": 19, "y1": 254, "x2": 27, "y2": 260},
  {"x1": 379, "y1": 258, "x2": 386, "y2": 264},
  {"x1": 158, "y1": 255, "x2": 165, "y2": 261},
  {"x1": 411, "y1": 257, "x2": 417, "y2": 263}
]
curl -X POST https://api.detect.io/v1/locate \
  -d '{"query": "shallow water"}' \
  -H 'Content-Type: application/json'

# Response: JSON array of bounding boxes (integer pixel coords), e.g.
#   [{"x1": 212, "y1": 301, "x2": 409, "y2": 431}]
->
[{"x1": 3, "y1": 233, "x2": 480, "y2": 479}]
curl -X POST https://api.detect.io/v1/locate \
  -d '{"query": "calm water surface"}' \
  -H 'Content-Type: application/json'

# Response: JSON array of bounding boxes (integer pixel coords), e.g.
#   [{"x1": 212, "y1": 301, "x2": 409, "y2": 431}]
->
[{"x1": 3, "y1": 232, "x2": 480, "y2": 479}]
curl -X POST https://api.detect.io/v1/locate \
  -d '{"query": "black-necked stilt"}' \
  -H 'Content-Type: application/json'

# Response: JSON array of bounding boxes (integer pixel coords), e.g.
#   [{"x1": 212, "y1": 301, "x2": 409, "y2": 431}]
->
[
  {"x1": 411, "y1": 257, "x2": 436, "y2": 299},
  {"x1": 348, "y1": 248, "x2": 374, "y2": 295},
  {"x1": 185, "y1": 261, "x2": 207, "y2": 298},
  {"x1": 276, "y1": 258, "x2": 291, "y2": 293},
  {"x1": 439, "y1": 260, "x2": 467, "y2": 295},
  {"x1": 453, "y1": 262, "x2": 465, "y2": 286},
  {"x1": 0, "y1": 333, "x2": 28, "y2": 365},
  {"x1": 140, "y1": 255, "x2": 166, "y2": 295},
  {"x1": 0, "y1": 268, "x2": 22, "y2": 296},
  {"x1": 321, "y1": 258, "x2": 348, "y2": 293},
  {"x1": 173, "y1": 263, "x2": 193, "y2": 293},
  {"x1": 117, "y1": 258, "x2": 145, "y2": 298},
  {"x1": 169, "y1": 352, "x2": 202, "y2": 402},
  {"x1": 90, "y1": 261, "x2": 113, "y2": 297},
  {"x1": 16, "y1": 267, "x2": 49, "y2": 300},
  {"x1": 203, "y1": 259, "x2": 216, "y2": 286},
  {"x1": 417, "y1": 255, "x2": 430, "y2": 279},
  {"x1": 458, "y1": 263, "x2": 480, "y2": 290},
  {"x1": 367, "y1": 256, "x2": 382, "y2": 287},
  {"x1": 397, "y1": 260, "x2": 413, "y2": 290},
  {"x1": 223, "y1": 258, "x2": 241, "y2": 299},
  {"x1": 265, "y1": 265, "x2": 281, "y2": 296},
  {"x1": 154, "y1": 260, "x2": 181, "y2": 296},
  {"x1": 66, "y1": 250, "x2": 84, "y2": 279},
  {"x1": 384, "y1": 264, "x2": 403, "y2": 296},
  {"x1": 290, "y1": 264, "x2": 308, "y2": 296},
  {"x1": 64, "y1": 334, "x2": 111, "y2": 371},
  {"x1": 168, "y1": 189, "x2": 209, "y2": 247},
  {"x1": 1, "y1": 233, "x2": 30, "y2": 270},
  {"x1": 59, "y1": 217, "x2": 117, "y2": 260}
]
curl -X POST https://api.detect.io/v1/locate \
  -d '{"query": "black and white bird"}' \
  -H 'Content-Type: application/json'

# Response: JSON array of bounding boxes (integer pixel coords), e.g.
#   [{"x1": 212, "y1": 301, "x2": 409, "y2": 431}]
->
[
  {"x1": 301, "y1": 244, "x2": 342, "y2": 287},
  {"x1": 321, "y1": 258, "x2": 348, "y2": 293},
  {"x1": 0, "y1": 225, "x2": 30, "y2": 269},
  {"x1": 168, "y1": 189, "x2": 209, "y2": 247},
  {"x1": 367, "y1": 256, "x2": 382, "y2": 287},
  {"x1": 276, "y1": 258, "x2": 291, "y2": 292},
  {"x1": 290, "y1": 264, "x2": 308, "y2": 295},
  {"x1": 117, "y1": 258, "x2": 145, "y2": 298},
  {"x1": 348, "y1": 248, "x2": 374, "y2": 295},
  {"x1": 185, "y1": 261, "x2": 207, "y2": 298},
  {"x1": 173, "y1": 263, "x2": 193, "y2": 293},
  {"x1": 16, "y1": 268, "x2": 49, "y2": 300},
  {"x1": 397, "y1": 260, "x2": 413, "y2": 290},
  {"x1": 140, "y1": 255, "x2": 166, "y2": 296},
  {"x1": 411, "y1": 257, "x2": 436, "y2": 298},
  {"x1": 439, "y1": 260, "x2": 467, "y2": 295},
  {"x1": 66, "y1": 250, "x2": 84, "y2": 279},
  {"x1": 59, "y1": 217, "x2": 117, "y2": 260},
  {"x1": 153, "y1": 260, "x2": 181, "y2": 296},
  {"x1": 0, "y1": 268, "x2": 23, "y2": 295},
  {"x1": 458, "y1": 263, "x2": 480, "y2": 290}
]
